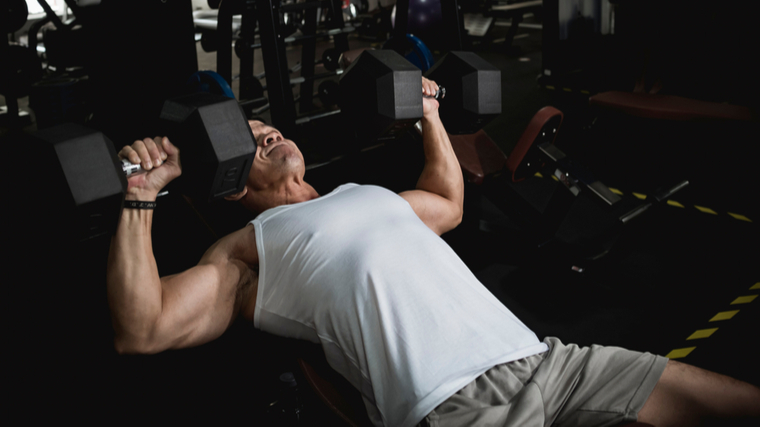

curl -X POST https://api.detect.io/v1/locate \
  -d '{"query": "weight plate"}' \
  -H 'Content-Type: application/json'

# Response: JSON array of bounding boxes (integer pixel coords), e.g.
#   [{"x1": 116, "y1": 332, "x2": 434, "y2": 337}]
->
[
  {"x1": 187, "y1": 70, "x2": 236, "y2": 99},
  {"x1": 382, "y1": 34, "x2": 434, "y2": 72}
]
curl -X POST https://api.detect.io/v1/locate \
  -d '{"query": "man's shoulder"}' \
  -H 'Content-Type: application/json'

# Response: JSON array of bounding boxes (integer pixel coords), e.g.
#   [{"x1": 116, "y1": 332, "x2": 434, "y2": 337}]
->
[{"x1": 211, "y1": 224, "x2": 258, "y2": 267}]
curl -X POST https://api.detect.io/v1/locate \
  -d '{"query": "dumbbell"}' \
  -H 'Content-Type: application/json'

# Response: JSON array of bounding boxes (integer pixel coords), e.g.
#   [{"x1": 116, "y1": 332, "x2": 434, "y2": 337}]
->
[
  {"x1": 424, "y1": 51, "x2": 502, "y2": 134},
  {"x1": 338, "y1": 49, "x2": 501, "y2": 141},
  {"x1": 26, "y1": 92, "x2": 257, "y2": 242}
]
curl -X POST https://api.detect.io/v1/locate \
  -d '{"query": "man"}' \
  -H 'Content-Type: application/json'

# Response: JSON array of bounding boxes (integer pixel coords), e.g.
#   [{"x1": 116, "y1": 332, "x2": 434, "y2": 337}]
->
[{"x1": 108, "y1": 77, "x2": 760, "y2": 427}]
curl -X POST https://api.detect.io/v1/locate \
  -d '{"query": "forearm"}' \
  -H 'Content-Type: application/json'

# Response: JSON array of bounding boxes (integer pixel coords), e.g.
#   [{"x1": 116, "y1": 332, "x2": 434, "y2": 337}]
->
[
  {"x1": 107, "y1": 193, "x2": 163, "y2": 352},
  {"x1": 417, "y1": 113, "x2": 464, "y2": 211}
]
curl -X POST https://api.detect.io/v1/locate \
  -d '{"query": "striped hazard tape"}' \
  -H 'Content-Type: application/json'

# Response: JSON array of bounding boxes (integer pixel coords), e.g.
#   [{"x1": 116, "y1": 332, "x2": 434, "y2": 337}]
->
[
  {"x1": 606, "y1": 186, "x2": 753, "y2": 223},
  {"x1": 664, "y1": 282, "x2": 759, "y2": 360},
  {"x1": 532, "y1": 173, "x2": 754, "y2": 223}
]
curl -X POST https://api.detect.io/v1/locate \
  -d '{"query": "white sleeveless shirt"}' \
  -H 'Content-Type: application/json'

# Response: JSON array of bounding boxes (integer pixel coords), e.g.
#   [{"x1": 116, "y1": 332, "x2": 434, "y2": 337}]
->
[{"x1": 251, "y1": 184, "x2": 547, "y2": 427}]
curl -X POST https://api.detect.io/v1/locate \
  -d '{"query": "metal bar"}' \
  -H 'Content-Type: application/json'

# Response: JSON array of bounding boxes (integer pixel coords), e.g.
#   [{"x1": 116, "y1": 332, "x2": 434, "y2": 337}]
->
[
  {"x1": 217, "y1": 0, "x2": 239, "y2": 85},
  {"x1": 283, "y1": 26, "x2": 354, "y2": 43},
  {"x1": 238, "y1": 0, "x2": 258, "y2": 101},
  {"x1": 280, "y1": 0, "x2": 329, "y2": 13},
  {"x1": 299, "y1": 7, "x2": 319, "y2": 113},
  {"x1": 36, "y1": 0, "x2": 66, "y2": 29},
  {"x1": 295, "y1": 109, "x2": 341, "y2": 124},
  {"x1": 587, "y1": 180, "x2": 621, "y2": 205},
  {"x1": 393, "y1": 0, "x2": 410, "y2": 40},
  {"x1": 440, "y1": 0, "x2": 465, "y2": 50},
  {"x1": 653, "y1": 180, "x2": 689, "y2": 202},
  {"x1": 537, "y1": 142, "x2": 566, "y2": 161},
  {"x1": 255, "y1": 0, "x2": 297, "y2": 134},
  {"x1": 620, "y1": 203, "x2": 652, "y2": 224},
  {"x1": 492, "y1": 0, "x2": 542, "y2": 12},
  {"x1": 327, "y1": 0, "x2": 349, "y2": 52}
]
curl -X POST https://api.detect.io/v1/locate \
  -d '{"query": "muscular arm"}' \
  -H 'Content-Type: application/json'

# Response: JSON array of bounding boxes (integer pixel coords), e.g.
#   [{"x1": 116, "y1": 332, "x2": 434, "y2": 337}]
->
[
  {"x1": 107, "y1": 137, "x2": 258, "y2": 354},
  {"x1": 400, "y1": 78, "x2": 464, "y2": 235},
  {"x1": 107, "y1": 213, "x2": 256, "y2": 354}
]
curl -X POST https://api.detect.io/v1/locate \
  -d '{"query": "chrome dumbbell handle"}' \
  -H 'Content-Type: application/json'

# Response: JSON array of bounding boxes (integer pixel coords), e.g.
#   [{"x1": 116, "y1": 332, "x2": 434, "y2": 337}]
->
[{"x1": 121, "y1": 158, "x2": 145, "y2": 177}]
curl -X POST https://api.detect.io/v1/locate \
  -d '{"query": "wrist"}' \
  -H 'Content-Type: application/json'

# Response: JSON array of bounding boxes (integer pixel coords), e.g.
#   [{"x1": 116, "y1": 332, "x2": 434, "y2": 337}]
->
[
  {"x1": 125, "y1": 188, "x2": 159, "y2": 202},
  {"x1": 421, "y1": 111, "x2": 442, "y2": 125}
]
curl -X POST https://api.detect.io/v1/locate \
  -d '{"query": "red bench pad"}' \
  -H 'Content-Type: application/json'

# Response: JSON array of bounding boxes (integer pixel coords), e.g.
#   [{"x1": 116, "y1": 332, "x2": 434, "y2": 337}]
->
[{"x1": 590, "y1": 91, "x2": 753, "y2": 122}]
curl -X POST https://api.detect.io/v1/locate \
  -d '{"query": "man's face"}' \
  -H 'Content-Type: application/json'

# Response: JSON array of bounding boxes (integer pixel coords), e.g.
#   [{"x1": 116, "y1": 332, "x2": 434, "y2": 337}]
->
[{"x1": 247, "y1": 121, "x2": 305, "y2": 190}]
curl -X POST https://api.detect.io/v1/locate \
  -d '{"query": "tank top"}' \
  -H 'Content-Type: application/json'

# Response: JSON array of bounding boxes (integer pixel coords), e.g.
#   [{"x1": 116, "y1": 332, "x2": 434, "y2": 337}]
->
[{"x1": 251, "y1": 184, "x2": 547, "y2": 426}]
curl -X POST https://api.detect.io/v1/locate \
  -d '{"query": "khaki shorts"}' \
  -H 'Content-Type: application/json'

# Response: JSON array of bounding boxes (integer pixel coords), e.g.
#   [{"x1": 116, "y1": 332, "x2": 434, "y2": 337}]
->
[{"x1": 418, "y1": 337, "x2": 668, "y2": 427}]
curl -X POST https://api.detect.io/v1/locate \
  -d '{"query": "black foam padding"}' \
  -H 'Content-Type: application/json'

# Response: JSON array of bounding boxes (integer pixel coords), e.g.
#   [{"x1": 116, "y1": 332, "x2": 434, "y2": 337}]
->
[
  {"x1": 425, "y1": 51, "x2": 502, "y2": 134},
  {"x1": 339, "y1": 49, "x2": 423, "y2": 141},
  {"x1": 33, "y1": 123, "x2": 127, "y2": 242},
  {"x1": 160, "y1": 92, "x2": 256, "y2": 201}
]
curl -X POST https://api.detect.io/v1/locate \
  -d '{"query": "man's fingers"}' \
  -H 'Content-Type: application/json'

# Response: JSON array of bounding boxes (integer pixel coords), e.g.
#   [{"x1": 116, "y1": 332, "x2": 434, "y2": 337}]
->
[
  {"x1": 161, "y1": 136, "x2": 179, "y2": 158},
  {"x1": 119, "y1": 146, "x2": 140, "y2": 165},
  {"x1": 143, "y1": 137, "x2": 163, "y2": 168},
  {"x1": 132, "y1": 139, "x2": 153, "y2": 170},
  {"x1": 422, "y1": 79, "x2": 438, "y2": 97},
  {"x1": 160, "y1": 137, "x2": 181, "y2": 174},
  {"x1": 153, "y1": 136, "x2": 168, "y2": 162}
]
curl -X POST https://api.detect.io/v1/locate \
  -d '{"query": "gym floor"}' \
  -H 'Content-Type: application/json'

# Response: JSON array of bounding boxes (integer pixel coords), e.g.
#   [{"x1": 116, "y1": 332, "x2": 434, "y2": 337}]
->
[{"x1": 4, "y1": 6, "x2": 758, "y2": 425}]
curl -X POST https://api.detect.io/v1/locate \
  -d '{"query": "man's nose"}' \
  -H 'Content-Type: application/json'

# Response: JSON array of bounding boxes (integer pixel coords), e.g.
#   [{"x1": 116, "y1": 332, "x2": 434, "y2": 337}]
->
[{"x1": 260, "y1": 133, "x2": 282, "y2": 147}]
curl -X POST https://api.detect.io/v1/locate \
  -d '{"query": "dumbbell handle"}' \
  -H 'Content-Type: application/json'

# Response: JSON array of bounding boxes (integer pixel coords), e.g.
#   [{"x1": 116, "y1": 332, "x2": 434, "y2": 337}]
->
[
  {"x1": 413, "y1": 87, "x2": 447, "y2": 135},
  {"x1": 429, "y1": 86, "x2": 446, "y2": 100},
  {"x1": 121, "y1": 158, "x2": 145, "y2": 177},
  {"x1": 120, "y1": 158, "x2": 170, "y2": 197}
]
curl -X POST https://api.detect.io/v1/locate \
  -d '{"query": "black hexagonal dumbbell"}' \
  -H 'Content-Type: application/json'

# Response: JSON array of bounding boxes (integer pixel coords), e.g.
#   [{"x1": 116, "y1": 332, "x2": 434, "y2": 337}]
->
[
  {"x1": 338, "y1": 49, "x2": 501, "y2": 141},
  {"x1": 26, "y1": 92, "x2": 256, "y2": 243}
]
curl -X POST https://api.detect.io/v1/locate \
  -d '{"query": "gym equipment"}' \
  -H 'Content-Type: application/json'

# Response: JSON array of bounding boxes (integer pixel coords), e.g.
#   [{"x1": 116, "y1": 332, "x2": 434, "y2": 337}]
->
[
  {"x1": 391, "y1": 0, "x2": 467, "y2": 51},
  {"x1": 425, "y1": 51, "x2": 502, "y2": 135},
  {"x1": 1, "y1": 0, "x2": 42, "y2": 127},
  {"x1": 29, "y1": 75, "x2": 90, "y2": 129},
  {"x1": 589, "y1": 91, "x2": 753, "y2": 122},
  {"x1": 382, "y1": 34, "x2": 435, "y2": 73},
  {"x1": 187, "y1": 70, "x2": 237, "y2": 99},
  {"x1": 317, "y1": 80, "x2": 341, "y2": 106},
  {"x1": 450, "y1": 106, "x2": 687, "y2": 261},
  {"x1": 1, "y1": 0, "x2": 28, "y2": 36},
  {"x1": 27, "y1": 92, "x2": 257, "y2": 242},
  {"x1": 0, "y1": 44, "x2": 43, "y2": 107},
  {"x1": 204, "y1": 0, "x2": 352, "y2": 132},
  {"x1": 356, "y1": 5, "x2": 393, "y2": 41},
  {"x1": 159, "y1": 92, "x2": 256, "y2": 202},
  {"x1": 338, "y1": 49, "x2": 427, "y2": 141},
  {"x1": 321, "y1": 48, "x2": 341, "y2": 71},
  {"x1": 484, "y1": 0, "x2": 543, "y2": 54},
  {"x1": 339, "y1": 49, "x2": 500, "y2": 140}
]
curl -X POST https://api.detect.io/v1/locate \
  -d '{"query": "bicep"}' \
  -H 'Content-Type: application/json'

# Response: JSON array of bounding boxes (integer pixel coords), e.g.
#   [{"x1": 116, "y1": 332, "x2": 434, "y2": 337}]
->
[{"x1": 400, "y1": 189, "x2": 462, "y2": 236}]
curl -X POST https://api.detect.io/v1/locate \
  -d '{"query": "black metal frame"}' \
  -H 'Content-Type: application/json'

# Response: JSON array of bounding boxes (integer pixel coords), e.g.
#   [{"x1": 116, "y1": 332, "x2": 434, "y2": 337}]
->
[{"x1": 211, "y1": 0, "x2": 350, "y2": 134}]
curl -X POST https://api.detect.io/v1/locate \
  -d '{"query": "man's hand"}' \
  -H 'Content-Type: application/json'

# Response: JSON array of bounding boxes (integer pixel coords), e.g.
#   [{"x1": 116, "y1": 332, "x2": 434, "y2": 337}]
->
[
  {"x1": 421, "y1": 77, "x2": 440, "y2": 119},
  {"x1": 118, "y1": 137, "x2": 181, "y2": 200}
]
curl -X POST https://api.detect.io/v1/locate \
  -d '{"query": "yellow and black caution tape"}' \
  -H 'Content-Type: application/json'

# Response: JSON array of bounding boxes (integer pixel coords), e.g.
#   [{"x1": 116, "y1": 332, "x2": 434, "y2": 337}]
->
[
  {"x1": 605, "y1": 187, "x2": 753, "y2": 224},
  {"x1": 664, "y1": 282, "x2": 758, "y2": 359},
  {"x1": 532, "y1": 175, "x2": 754, "y2": 223}
]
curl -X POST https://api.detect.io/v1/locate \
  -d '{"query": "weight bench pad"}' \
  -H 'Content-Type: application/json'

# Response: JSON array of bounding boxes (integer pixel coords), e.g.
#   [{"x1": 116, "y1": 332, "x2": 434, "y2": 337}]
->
[
  {"x1": 449, "y1": 130, "x2": 507, "y2": 185},
  {"x1": 506, "y1": 106, "x2": 563, "y2": 182},
  {"x1": 589, "y1": 91, "x2": 753, "y2": 122}
]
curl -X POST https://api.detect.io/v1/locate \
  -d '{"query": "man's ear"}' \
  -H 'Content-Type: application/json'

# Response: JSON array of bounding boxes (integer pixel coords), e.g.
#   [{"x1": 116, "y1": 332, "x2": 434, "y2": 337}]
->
[{"x1": 224, "y1": 186, "x2": 248, "y2": 202}]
